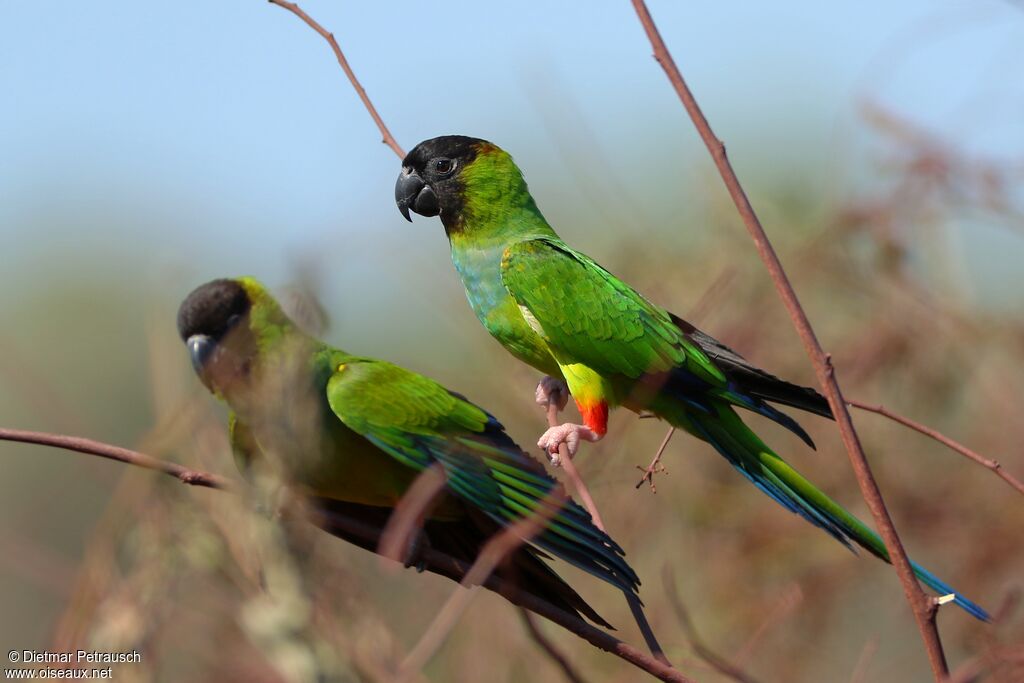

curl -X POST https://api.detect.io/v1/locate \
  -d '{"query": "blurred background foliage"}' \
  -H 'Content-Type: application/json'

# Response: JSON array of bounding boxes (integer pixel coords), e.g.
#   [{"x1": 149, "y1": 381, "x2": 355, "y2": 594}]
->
[{"x1": 2, "y1": 1, "x2": 1023, "y2": 681}]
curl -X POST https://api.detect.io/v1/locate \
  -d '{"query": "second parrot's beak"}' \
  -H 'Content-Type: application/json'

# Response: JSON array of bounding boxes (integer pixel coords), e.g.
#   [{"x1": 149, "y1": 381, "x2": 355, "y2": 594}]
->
[
  {"x1": 186, "y1": 334, "x2": 216, "y2": 376},
  {"x1": 395, "y1": 168, "x2": 439, "y2": 221}
]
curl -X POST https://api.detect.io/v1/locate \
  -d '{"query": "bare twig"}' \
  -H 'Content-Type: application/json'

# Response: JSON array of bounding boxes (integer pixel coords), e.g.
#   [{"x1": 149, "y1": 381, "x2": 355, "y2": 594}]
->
[
  {"x1": 848, "y1": 399, "x2": 1024, "y2": 497},
  {"x1": 849, "y1": 636, "x2": 880, "y2": 683},
  {"x1": 636, "y1": 427, "x2": 674, "y2": 491},
  {"x1": 519, "y1": 608, "x2": 589, "y2": 683},
  {"x1": 267, "y1": 0, "x2": 405, "y2": 158},
  {"x1": 377, "y1": 463, "x2": 448, "y2": 567},
  {"x1": 0, "y1": 426, "x2": 696, "y2": 683},
  {"x1": 545, "y1": 402, "x2": 607, "y2": 531},
  {"x1": 943, "y1": 657, "x2": 986, "y2": 683},
  {"x1": 0, "y1": 428, "x2": 231, "y2": 489},
  {"x1": 629, "y1": 1, "x2": 950, "y2": 678},
  {"x1": 397, "y1": 488, "x2": 566, "y2": 678},
  {"x1": 685, "y1": 266, "x2": 739, "y2": 325},
  {"x1": 663, "y1": 567, "x2": 761, "y2": 683},
  {"x1": 732, "y1": 584, "x2": 803, "y2": 667}
]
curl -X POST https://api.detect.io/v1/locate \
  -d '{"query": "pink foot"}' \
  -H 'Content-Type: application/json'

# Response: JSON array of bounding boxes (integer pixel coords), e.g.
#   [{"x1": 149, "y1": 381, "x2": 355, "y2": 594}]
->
[{"x1": 538, "y1": 423, "x2": 602, "y2": 465}]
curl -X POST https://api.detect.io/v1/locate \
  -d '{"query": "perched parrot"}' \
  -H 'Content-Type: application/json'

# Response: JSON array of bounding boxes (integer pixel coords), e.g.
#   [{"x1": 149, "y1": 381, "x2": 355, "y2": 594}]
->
[
  {"x1": 394, "y1": 135, "x2": 989, "y2": 620},
  {"x1": 177, "y1": 277, "x2": 640, "y2": 626}
]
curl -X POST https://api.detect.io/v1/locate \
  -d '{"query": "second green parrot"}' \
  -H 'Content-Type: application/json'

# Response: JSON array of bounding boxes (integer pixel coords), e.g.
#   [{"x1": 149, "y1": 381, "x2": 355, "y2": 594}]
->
[
  {"x1": 177, "y1": 276, "x2": 639, "y2": 626},
  {"x1": 395, "y1": 135, "x2": 988, "y2": 620}
]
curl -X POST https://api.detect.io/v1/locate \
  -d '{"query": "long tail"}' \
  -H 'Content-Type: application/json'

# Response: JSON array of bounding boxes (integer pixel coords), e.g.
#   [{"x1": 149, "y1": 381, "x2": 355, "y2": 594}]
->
[{"x1": 676, "y1": 402, "x2": 989, "y2": 621}]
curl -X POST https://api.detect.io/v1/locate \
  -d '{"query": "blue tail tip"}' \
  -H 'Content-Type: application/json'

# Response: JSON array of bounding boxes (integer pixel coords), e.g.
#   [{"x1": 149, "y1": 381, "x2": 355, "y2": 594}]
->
[
  {"x1": 912, "y1": 561, "x2": 990, "y2": 622},
  {"x1": 941, "y1": 592, "x2": 991, "y2": 623}
]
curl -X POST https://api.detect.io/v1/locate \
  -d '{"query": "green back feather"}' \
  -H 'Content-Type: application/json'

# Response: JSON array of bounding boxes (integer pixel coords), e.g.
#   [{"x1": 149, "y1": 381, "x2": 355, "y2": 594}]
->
[{"x1": 325, "y1": 357, "x2": 639, "y2": 593}]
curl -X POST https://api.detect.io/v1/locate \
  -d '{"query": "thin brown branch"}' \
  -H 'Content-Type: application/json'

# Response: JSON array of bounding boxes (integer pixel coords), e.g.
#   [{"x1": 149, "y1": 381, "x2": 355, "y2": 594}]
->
[
  {"x1": 943, "y1": 657, "x2": 986, "y2": 683},
  {"x1": 267, "y1": 0, "x2": 405, "y2": 158},
  {"x1": 636, "y1": 427, "x2": 674, "y2": 491},
  {"x1": 662, "y1": 566, "x2": 762, "y2": 683},
  {"x1": 685, "y1": 266, "x2": 738, "y2": 324},
  {"x1": 377, "y1": 463, "x2": 449, "y2": 566},
  {"x1": 629, "y1": 1, "x2": 950, "y2": 678},
  {"x1": 519, "y1": 608, "x2": 590, "y2": 683},
  {"x1": 546, "y1": 402, "x2": 607, "y2": 531},
  {"x1": 732, "y1": 583, "x2": 803, "y2": 667},
  {"x1": 397, "y1": 488, "x2": 566, "y2": 678},
  {"x1": 848, "y1": 399, "x2": 1024, "y2": 496},
  {"x1": 849, "y1": 636, "x2": 880, "y2": 683},
  {"x1": 0, "y1": 426, "x2": 695, "y2": 682},
  {"x1": 0, "y1": 428, "x2": 231, "y2": 489}
]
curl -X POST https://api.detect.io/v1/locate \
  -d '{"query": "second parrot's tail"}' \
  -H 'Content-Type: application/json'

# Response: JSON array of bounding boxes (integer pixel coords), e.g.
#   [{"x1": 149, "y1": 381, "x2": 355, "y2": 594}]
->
[{"x1": 675, "y1": 403, "x2": 989, "y2": 621}]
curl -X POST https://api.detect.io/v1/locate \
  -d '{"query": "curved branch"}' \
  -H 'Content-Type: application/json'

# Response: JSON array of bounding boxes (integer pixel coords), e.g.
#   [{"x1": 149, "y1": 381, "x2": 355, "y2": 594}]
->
[
  {"x1": 628, "y1": 1, "x2": 950, "y2": 679},
  {"x1": 848, "y1": 399, "x2": 1024, "y2": 497},
  {"x1": 267, "y1": 0, "x2": 405, "y2": 158}
]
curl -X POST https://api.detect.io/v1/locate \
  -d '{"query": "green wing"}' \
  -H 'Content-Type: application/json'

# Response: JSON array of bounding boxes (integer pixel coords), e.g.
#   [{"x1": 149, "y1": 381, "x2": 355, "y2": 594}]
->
[
  {"x1": 324, "y1": 357, "x2": 638, "y2": 593},
  {"x1": 500, "y1": 237, "x2": 726, "y2": 386}
]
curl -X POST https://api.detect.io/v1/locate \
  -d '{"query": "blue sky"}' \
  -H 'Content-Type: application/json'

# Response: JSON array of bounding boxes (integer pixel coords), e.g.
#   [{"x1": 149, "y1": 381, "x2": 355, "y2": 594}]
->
[{"x1": 2, "y1": 1, "x2": 1022, "y2": 317}]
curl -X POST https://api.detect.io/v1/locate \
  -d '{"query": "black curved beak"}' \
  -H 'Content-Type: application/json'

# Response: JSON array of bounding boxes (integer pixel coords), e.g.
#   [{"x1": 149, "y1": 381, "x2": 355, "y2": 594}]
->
[
  {"x1": 395, "y1": 168, "x2": 439, "y2": 221},
  {"x1": 186, "y1": 334, "x2": 215, "y2": 376}
]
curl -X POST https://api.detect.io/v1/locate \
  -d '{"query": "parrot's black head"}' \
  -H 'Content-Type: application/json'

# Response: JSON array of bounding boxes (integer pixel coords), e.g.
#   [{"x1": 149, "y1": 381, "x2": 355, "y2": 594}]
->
[
  {"x1": 396, "y1": 135, "x2": 494, "y2": 230},
  {"x1": 177, "y1": 278, "x2": 256, "y2": 392}
]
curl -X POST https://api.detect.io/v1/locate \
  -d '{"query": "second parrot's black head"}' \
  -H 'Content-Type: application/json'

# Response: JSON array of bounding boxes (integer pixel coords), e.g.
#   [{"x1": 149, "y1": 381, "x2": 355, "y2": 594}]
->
[
  {"x1": 177, "y1": 278, "x2": 256, "y2": 393},
  {"x1": 395, "y1": 135, "x2": 494, "y2": 229}
]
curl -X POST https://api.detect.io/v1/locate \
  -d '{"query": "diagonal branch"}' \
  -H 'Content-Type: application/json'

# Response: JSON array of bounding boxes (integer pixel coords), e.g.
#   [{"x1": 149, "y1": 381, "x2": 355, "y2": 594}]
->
[
  {"x1": 628, "y1": 1, "x2": 950, "y2": 679},
  {"x1": 546, "y1": 402, "x2": 606, "y2": 531},
  {"x1": 267, "y1": 0, "x2": 405, "y2": 158},
  {"x1": 848, "y1": 399, "x2": 1024, "y2": 497}
]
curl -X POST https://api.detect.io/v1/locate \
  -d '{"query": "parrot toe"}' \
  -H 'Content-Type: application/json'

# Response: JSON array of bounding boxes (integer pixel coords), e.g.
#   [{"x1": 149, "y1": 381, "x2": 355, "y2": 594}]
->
[{"x1": 537, "y1": 422, "x2": 601, "y2": 466}]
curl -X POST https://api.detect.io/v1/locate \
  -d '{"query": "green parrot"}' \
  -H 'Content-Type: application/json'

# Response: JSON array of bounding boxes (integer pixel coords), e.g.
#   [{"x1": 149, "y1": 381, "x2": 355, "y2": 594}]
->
[
  {"x1": 177, "y1": 276, "x2": 640, "y2": 626},
  {"x1": 394, "y1": 135, "x2": 988, "y2": 621}
]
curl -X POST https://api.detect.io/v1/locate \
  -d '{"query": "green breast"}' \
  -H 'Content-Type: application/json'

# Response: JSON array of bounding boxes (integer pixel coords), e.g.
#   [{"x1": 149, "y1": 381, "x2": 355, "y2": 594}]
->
[{"x1": 450, "y1": 237, "x2": 561, "y2": 376}]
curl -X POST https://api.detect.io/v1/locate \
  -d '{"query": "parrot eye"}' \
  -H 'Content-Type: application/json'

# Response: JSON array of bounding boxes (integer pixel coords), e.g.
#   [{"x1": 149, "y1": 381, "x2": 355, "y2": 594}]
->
[
  {"x1": 223, "y1": 313, "x2": 241, "y2": 336},
  {"x1": 433, "y1": 158, "x2": 455, "y2": 175}
]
